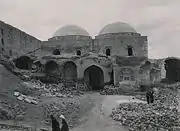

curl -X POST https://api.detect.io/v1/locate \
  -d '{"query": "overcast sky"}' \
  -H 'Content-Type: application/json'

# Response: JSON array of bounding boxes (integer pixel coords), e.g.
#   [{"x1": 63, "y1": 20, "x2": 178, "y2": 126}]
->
[{"x1": 0, "y1": 0, "x2": 180, "y2": 58}]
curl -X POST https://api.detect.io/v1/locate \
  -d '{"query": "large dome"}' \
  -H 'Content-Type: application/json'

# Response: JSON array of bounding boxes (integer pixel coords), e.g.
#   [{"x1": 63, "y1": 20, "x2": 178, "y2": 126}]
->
[
  {"x1": 53, "y1": 25, "x2": 90, "y2": 37},
  {"x1": 99, "y1": 22, "x2": 137, "y2": 35}
]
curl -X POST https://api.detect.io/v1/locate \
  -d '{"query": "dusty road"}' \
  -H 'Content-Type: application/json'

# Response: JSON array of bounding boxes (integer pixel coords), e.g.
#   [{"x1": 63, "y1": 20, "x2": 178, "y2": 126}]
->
[{"x1": 72, "y1": 93, "x2": 132, "y2": 131}]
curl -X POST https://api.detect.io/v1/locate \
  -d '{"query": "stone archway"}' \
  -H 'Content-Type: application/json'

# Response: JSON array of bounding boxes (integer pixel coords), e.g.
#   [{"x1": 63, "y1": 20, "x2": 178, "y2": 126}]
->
[
  {"x1": 15, "y1": 56, "x2": 33, "y2": 70},
  {"x1": 63, "y1": 61, "x2": 77, "y2": 81},
  {"x1": 44, "y1": 60, "x2": 58, "y2": 73},
  {"x1": 84, "y1": 65, "x2": 104, "y2": 90}
]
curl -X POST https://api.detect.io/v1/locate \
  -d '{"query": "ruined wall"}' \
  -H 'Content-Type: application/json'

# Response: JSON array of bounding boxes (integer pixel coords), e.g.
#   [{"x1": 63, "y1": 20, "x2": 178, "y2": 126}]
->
[
  {"x1": 0, "y1": 21, "x2": 41, "y2": 58},
  {"x1": 113, "y1": 65, "x2": 137, "y2": 85},
  {"x1": 165, "y1": 58, "x2": 180, "y2": 82},
  {"x1": 94, "y1": 33, "x2": 148, "y2": 57},
  {"x1": 150, "y1": 69, "x2": 161, "y2": 83}
]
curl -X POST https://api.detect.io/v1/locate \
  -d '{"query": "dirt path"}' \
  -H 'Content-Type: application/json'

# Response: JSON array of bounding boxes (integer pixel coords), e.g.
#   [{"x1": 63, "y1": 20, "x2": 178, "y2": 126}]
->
[{"x1": 72, "y1": 93, "x2": 130, "y2": 131}]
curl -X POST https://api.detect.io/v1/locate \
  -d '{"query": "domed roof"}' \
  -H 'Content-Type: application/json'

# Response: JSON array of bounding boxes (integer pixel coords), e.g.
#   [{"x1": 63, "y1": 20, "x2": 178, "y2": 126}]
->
[
  {"x1": 53, "y1": 25, "x2": 90, "y2": 37},
  {"x1": 99, "y1": 22, "x2": 137, "y2": 35}
]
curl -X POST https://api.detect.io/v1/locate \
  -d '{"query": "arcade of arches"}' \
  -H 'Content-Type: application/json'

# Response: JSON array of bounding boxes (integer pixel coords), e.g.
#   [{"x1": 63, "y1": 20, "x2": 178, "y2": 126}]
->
[{"x1": 84, "y1": 65, "x2": 104, "y2": 90}]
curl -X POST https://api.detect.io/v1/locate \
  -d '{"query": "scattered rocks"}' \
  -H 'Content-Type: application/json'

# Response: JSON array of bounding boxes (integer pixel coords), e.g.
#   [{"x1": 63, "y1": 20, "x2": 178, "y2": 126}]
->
[
  {"x1": 14, "y1": 92, "x2": 38, "y2": 105},
  {"x1": 110, "y1": 88, "x2": 180, "y2": 131}
]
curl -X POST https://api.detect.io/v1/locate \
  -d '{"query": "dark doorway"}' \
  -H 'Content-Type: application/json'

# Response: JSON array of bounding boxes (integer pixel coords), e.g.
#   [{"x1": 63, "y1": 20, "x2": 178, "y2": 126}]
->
[
  {"x1": 63, "y1": 61, "x2": 77, "y2": 81},
  {"x1": 76, "y1": 50, "x2": 81, "y2": 56},
  {"x1": 53, "y1": 49, "x2": 60, "y2": 55},
  {"x1": 128, "y1": 46, "x2": 133, "y2": 56},
  {"x1": 84, "y1": 65, "x2": 104, "y2": 90},
  {"x1": 15, "y1": 56, "x2": 33, "y2": 70},
  {"x1": 110, "y1": 69, "x2": 114, "y2": 84},
  {"x1": 44, "y1": 60, "x2": 58, "y2": 73},
  {"x1": 106, "y1": 48, "x2": 111, "y2": 56},
  {"x1": 9, "y1": 50, "x2": 12, "y2": 56}
]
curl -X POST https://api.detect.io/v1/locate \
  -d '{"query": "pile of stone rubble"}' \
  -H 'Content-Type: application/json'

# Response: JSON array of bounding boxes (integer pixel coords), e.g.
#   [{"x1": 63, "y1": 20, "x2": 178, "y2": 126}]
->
[
  {"x1": 19, "y1": 80, "x2": 86, "y2": 98},
  {"x1": 110, "y1": 88, "x2": 180, "y2": 131},
  {"x1": 14, "y1": 91, "x2": 38, "y2": 105},
  {"x1": 100, "y1": 83, "x2": 137, "y2": 95},
  {"x1": 0, "y1": 101, "x2": 26, "y2": 121},
  {"x1": 41, "y1": 97, "x2": 81, "y2": 127}
]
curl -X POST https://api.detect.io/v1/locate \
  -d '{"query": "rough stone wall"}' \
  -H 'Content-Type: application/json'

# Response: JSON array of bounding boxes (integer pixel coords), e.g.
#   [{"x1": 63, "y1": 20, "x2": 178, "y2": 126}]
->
[
  {"x1": 41, "y1": 35, "x2": 92, "y2": 56},
  {"x1": 137, "y1": 68, "x2": 150, "y2": 85},
  {"x1": 150, "y1": 69, "x2": 161, "y2": 83},
  {"x1": 0, "y1": 21, "x2": 41, "y2": 58},
  {"x1": 113, "y1": 65, "x2": 137, "y2": 85},
  {"x1": 94, "y1": 34, "x2": 148, "y2": 57},
  {"x1": 165, "y1": 58, "x2": 180, "y2": 82}
]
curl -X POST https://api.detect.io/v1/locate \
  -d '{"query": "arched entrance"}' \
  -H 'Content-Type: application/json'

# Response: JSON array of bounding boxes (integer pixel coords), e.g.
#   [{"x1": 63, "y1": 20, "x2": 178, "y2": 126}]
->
[
  {"x1": 84, "y1": 65, "x2": 104, "y2": 90},
  {"x1": 15, "y1": 56, "x2": 33, "y2": 70},
  {"x1": 63, "y1": 61, "x2": 77, "y2": 81},
  {"x1": 44, "y1": 60, "x2": 58, "y2": 73}
]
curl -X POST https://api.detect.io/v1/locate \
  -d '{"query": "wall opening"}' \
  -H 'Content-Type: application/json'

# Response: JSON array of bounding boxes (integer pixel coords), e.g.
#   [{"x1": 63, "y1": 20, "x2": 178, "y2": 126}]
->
[
  {"x1": 9, "y1": 50, "x2": 12, "y2": 56},
  {"x1": 110, "y1": 69, "x2": 114, "y2": 84},
  {"x1": 63, "y1": 61, "x2": 77, "y2": 81},
  {"x1": 106, "y1": 48, "x2": 111, "y2": 56},
  {"x1": 76, "y1": 50, "x2": 81, "y2": 56},
  {"x1": 84, "y1": 65, "x2": 104, "y2": 90},
  {"x1": 15, "y1": 56, "x2": 33, "y2": 70},
  {"x1": 53, "y1": 49, "x2": 61, "y2": 55},
  {"x1": 1, "y1": 39, "x2": 4, "y2": 45},
  {"x1": 127, "y1": 46, "x2": 133, "y2": 56},
  {"x1": 44, "y1": 60, "x2": 58, "y2": 73}
]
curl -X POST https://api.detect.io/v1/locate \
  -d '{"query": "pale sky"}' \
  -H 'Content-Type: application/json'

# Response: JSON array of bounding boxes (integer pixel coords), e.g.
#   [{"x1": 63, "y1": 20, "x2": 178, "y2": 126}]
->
[{"x1": 0, "y1": 0, "x2": 180, "y2": 59}]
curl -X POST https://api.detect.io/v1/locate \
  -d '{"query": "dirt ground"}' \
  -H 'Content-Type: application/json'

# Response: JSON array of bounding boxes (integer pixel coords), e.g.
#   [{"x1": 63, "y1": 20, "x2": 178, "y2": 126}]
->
[{"x1": 0, "y1": 64, "x2": 131, "y2": 131}]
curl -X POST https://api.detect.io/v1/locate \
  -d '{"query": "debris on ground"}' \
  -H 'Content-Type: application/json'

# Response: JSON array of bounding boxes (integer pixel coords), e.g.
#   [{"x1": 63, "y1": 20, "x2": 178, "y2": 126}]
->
[
  {"x1": 110, "y1": 87, "x2": 180, "y2": 131},
  {"x1": 100, "y1": 83, "x2": 138, "y2": 95},
  {"x1": 14, "y1": 91, "x2": 38, "y2": 105}
]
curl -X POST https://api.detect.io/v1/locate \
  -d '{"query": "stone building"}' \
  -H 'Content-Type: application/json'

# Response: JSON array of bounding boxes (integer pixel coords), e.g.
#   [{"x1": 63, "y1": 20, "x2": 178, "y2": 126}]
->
[
  {"x1": 0, "y1": 20, "x2": 41, "y2": 58},
  {"x1": 32, "y1": 22, "x2": 161, "y2": 89},
  {"x1": 0, "y1": 21, "x2": 161, "y2": 89}
]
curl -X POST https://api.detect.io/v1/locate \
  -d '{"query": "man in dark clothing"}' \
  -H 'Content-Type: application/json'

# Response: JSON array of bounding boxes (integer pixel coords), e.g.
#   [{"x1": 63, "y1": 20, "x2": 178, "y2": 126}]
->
[
  {"x1": 146, "y1": 90, "x2": 151, "y2": 104},
  {"x1": 51, "y1": 115, "x2": 61, "y2": 131},
  {"x1": 146, "y1": 90, "x2": 154, "y2": 104}
]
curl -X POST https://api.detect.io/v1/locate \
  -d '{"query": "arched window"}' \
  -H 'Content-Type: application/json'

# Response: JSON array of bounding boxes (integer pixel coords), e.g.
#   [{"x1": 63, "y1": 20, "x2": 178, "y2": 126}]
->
[
  {"x1": 53, "y1": 49, "x2": 60, "y2": 55},
  {"x1": 9, "y1": 50, "x2": 12, "y2": 56},
  {"x1": 1, "y1": 48, "x2": 4, "y2": 52},
  {"x1": 76, "y1": 50, "x2": 81, "y2": 56},
  {"x1": 106, "y1": 48, "x2": 111, "y2": 56}
]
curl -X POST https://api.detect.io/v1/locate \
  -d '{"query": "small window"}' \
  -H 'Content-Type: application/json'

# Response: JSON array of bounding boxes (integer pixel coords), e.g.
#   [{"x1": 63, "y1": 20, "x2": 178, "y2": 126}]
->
[
  {"x1": 106, "y1": 48, "x2": 111, "y2": 56},
  {"x1": 1, "y1": 29, "x2": 3, "y2": 35},
  {"x1": 53, "y1": 49, "x2": 60, "y2": 55},
  {"x1": 128, "y1": 46, "x2": 133, "y2": 56},
  {"x1": 1, "y1": 39, "x2": 4, "y2": 45},
  {"x1": 9, "y1": 50, "x2": 12, "y2": 56},
  {"x1": 1, "y1": 48, "x2": 4, "y2": 52},
  {"x1": 76, "y1": 50, "x2": 81, "y2": 56},
  {"x1": 124, "y1": 77, "x2": 130, "y2": 80}
]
